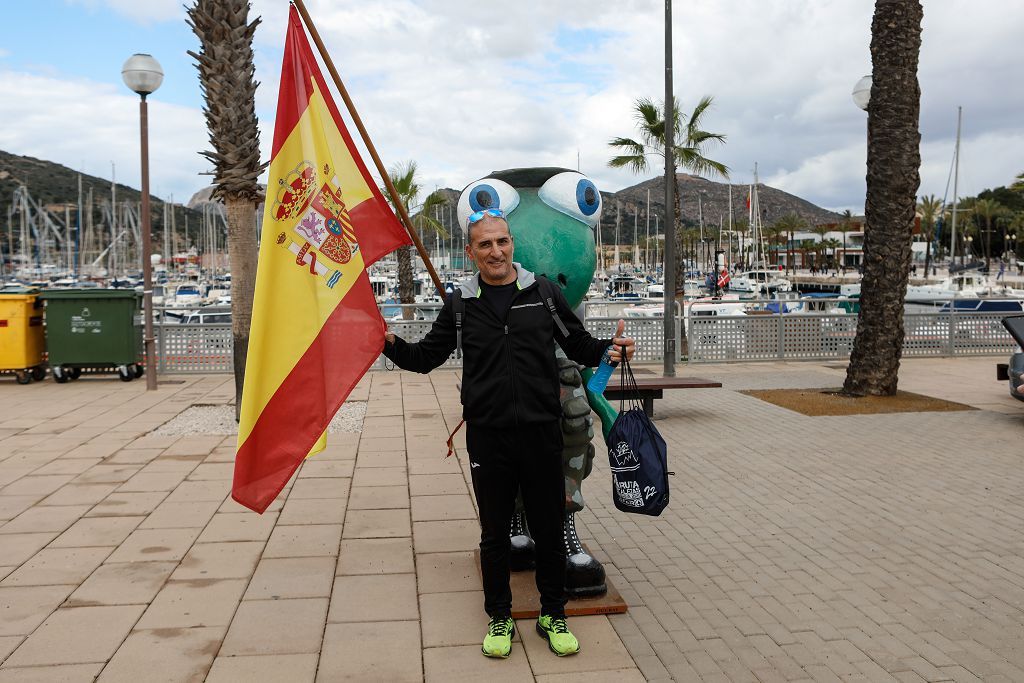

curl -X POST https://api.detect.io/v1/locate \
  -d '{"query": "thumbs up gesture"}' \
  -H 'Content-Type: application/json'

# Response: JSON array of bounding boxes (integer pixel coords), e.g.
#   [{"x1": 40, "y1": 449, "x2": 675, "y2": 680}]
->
[{"x1": 608, "y1": 319, "x2": 636, "y2": 363}]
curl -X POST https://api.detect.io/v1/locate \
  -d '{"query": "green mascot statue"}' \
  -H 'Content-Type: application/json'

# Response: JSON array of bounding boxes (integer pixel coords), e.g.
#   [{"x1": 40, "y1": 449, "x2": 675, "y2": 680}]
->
[{"x1": 456, "y1": 167, "x2": 619, "y2": 597}]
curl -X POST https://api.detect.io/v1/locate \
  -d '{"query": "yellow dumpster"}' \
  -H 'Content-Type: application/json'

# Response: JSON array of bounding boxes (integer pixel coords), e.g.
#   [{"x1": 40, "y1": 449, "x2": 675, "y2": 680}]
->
[{"x1": 0, "y1": 289, "x2": 47, "y2": 384}]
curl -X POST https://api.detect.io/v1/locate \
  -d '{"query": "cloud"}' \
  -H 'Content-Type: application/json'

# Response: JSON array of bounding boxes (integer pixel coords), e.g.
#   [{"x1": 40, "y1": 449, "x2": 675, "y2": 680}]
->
[
  {"x1": 65, "y1": 0, "x2": 182, "y2": 23},
  {"x1": 0, "y1": 69, "x2": 208, "y2": 203},
  {"x1": 4, "y1": 0, "x2": 1020, "y2": 212}
]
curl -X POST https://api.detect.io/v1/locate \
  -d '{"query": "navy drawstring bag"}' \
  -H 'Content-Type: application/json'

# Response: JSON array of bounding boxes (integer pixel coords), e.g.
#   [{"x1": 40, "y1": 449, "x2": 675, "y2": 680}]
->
[{"x1": 605, "y1": 352, "x2": 670, "y2": 516}]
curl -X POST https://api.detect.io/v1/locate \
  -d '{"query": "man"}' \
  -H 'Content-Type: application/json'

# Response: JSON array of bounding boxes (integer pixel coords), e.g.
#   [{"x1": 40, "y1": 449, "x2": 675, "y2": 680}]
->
[{"x1": 383, "y1": 209, "x2": 635, "y2": 659}]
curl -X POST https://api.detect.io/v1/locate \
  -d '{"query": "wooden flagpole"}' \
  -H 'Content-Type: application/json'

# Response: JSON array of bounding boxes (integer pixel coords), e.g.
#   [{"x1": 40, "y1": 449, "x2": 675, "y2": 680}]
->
[{"x1": 291, "y1": 0, "x2": 446, "y2": 299}]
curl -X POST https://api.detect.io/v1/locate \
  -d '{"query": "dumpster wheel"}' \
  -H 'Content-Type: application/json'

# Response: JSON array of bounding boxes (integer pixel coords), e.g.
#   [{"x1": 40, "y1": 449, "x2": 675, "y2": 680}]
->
[
  {"x1": 15, "y1": 371, "x2": 31, "y2": 385},
  {"x1": 133, "y1": 363, "x2": 144, "y2": 378},
  {"x1": 69, "y1": 368, "x2": 82, "y2": 380},
  {"x1": 52, "y1": 366, "x2": 69, "y2": 383},
  {"x1": 31, "y1": 366, "x2": 46, "y2": 382},
  {"x1": 118, "y1": 365, "x2": 134, "y2": 382}
]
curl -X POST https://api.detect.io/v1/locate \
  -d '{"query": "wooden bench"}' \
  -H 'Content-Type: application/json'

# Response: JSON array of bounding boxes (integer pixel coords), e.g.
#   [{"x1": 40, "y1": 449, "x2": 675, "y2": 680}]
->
[{"x1": 603, "y1": 375, "x2": 722, "y2": 417}]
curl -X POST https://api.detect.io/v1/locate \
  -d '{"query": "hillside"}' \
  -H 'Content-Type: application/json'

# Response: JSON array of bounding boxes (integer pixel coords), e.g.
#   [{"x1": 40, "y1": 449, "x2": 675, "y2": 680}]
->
[{"x1": 0, "y1": 150, "x2": 203, "y2": 244}]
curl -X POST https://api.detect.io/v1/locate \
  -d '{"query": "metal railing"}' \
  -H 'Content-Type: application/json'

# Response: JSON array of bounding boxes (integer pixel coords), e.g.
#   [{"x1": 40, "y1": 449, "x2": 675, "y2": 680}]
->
[{"x1": 151, "y1": 299, "x2": 1021, "y2": 372}]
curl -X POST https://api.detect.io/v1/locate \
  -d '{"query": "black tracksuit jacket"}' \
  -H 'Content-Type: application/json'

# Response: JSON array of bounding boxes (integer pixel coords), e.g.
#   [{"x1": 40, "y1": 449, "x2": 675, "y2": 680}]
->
[{"x1": 382, "y1": 267, "x2": 610, "y2": 428}]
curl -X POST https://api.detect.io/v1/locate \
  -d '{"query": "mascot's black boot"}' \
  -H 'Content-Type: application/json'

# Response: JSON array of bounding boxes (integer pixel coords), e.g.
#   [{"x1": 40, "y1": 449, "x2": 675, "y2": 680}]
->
[
  {"x1": 564, "y1": 511, "x2": 607, "y2": 597},
  {"x1": 509, "y1": 511, "x2": 536, "y2": 571}
]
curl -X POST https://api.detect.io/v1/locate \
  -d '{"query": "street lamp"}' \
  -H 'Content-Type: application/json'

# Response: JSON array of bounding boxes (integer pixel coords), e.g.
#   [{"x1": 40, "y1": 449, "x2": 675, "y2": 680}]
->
[
  {"x1": 852, "y1": 75, "x2": 872, "y2": 111},
  {"x1": 962, "y1": 234, "x2": 973, "y2": 266},
  {"x1": 122, "y1": 53, "x2": 163, "y2": 391}
]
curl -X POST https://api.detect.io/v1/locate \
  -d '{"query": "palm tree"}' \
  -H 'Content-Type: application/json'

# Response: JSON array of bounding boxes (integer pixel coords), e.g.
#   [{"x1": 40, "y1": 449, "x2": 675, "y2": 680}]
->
[
  {"x1": 773, "y1": 213, "x2": 806, "y2": 275},
  {"x1": 608, "y1": 95, "x2": 729, "y2": 288},
  {"x1": 843, "y1": 0, "x2": 923, "y2": 397},
  {"x1": 380, "y1": 161, "x2": 446, "y2": 319},
  {"x1": 973, "y1": 198, "x2": 1004, "y2": 271},
  {"x1": 821, "y1": 238, "x2": 843, "y2": 271},
  {"x1": 811, "y1": 223, "x2": 831, "y2": 270},
  {"x1": 187, "y1": 0, "x2": 267, "y2": 418},
  {"x1": 1012, "y1": 172, "x2": 1024, "y2": 193},
  {"x1": 917, "y1": 195, "x2": 942, "y2": 277},
  {"x1": 839, "y1": 209, "x2": 855, "y2": 268}
]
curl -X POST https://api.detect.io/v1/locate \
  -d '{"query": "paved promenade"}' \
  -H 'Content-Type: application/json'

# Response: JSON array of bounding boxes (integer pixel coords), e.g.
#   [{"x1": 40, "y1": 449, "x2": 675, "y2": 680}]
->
[{"x1": 0, "y1": 356, "x2": 1021, "y2": 682}]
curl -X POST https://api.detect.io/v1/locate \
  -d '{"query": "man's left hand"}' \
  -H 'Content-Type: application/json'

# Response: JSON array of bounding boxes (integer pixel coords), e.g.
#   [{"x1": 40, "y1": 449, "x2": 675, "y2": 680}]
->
[{"x1": 608, "y1": 319, "x2": 636, "y2": 362}]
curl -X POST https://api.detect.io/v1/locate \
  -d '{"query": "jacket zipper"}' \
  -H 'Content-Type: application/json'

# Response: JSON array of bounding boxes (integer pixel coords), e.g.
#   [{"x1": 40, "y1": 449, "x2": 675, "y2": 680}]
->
[{"x1": 504, "y1": 322, "x2": 519, "y2": 425}]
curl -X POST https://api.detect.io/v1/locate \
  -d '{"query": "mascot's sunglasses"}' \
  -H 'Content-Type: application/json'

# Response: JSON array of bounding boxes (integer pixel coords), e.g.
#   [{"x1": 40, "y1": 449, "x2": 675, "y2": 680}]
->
[{"x1": 466, "y1": 208, "x2": 505, "y2": 226}]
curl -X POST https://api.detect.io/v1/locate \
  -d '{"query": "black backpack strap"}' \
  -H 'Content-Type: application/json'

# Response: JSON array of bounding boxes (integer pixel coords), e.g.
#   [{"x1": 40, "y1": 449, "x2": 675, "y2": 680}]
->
[
  {"x1": 451, "y1": 288, "x2": 464, "y2": 359},
  {"x1": 537, "y1": 277, "x2": 570, "y2": 338}
]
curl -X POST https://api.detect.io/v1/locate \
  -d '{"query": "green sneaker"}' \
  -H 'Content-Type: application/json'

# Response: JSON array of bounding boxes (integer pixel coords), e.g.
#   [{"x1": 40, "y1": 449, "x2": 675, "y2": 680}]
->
[
  {"x1": 482, "y1": 616, "x2": 515, "y2": 658},
  {"x1": 536, "y1": 615, "x2": 580, "y2": 656}
]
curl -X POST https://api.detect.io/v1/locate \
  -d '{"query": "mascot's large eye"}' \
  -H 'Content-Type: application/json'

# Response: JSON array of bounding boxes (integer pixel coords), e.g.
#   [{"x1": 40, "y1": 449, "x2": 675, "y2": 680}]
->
[
  {"x1": 456, "y1": 178, "x2": 520, "y2": 233},
  {"x1": 537, "y1": 172, "x2": 602, "y2": 228}
]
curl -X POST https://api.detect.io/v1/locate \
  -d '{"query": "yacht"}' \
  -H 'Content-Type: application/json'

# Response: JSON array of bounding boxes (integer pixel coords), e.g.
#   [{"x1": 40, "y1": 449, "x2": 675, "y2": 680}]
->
[{"x1": 729, "y1": 269, "x2": 793, "y2": 295}]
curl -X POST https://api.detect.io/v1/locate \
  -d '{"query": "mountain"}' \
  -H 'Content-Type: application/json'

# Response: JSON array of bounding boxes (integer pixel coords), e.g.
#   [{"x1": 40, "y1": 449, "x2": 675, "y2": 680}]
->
[
  {"x1": 422, "y1": 175, "x2": 842, "y2": 246},
  {"x1": 0, "y1": 150, "x2": 204, "y2": 246},
  {"x1": 596, "y1": 174, "x2": 843, "y2": 242}
]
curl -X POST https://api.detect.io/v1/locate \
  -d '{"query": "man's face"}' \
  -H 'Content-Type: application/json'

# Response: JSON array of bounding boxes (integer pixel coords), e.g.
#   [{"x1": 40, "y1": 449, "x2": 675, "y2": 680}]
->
[{"x1": 465, "y1": 217, "x2": 515, "y2": 285}]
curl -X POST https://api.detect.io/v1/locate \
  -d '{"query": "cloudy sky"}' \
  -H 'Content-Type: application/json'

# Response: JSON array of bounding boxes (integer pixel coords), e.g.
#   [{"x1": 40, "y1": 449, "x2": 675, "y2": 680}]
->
[{"x1": 1, "y1": 0, "x2": 1020, "y2": 213}]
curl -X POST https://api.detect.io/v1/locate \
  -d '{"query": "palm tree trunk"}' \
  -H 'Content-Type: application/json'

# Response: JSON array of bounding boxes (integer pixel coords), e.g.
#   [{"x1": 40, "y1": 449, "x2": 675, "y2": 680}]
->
[
  {"x1": 397, "y1": 245, "x2": 415, "y2": 320},
  {"x1": 923, "y1": 229, "x2": 932, "y2": 278},
  {"x1": 843, "y1": 0, "x2": 922, "y2": 397},
  {"x1": 225, "y1": 195, "x2": 257, "y2": 420}
]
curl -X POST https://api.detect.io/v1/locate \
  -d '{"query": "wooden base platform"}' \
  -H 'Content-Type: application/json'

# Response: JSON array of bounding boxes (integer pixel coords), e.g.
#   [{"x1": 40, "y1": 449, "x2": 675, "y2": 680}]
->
[{"x1": 474, "y1": 550, "x2": 628, "y2": 619}]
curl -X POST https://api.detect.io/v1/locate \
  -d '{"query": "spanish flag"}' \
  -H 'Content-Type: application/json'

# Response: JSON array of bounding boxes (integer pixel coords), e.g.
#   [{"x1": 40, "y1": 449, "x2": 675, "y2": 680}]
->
[{"x1": 232, "y1": 6, "x2": 411, "y2": 513}]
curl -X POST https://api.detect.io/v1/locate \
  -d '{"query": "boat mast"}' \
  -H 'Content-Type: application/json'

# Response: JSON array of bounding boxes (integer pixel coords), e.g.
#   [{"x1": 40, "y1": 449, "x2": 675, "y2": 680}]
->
[
  {"x1": 614, "y1": 203, "x2": 620, "y2": 271},
  {"x1": 950, "y1": 106, "x2": 961, "y2": 265},
  {"x1": 645, "y1": 188, "x2": 651, "y2": 272}
]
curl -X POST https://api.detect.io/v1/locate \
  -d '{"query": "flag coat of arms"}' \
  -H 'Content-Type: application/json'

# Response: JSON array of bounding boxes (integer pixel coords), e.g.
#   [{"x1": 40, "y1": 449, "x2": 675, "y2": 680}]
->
[{"x1": 233, "y1": 6, "x2": 411, "y2": 513}]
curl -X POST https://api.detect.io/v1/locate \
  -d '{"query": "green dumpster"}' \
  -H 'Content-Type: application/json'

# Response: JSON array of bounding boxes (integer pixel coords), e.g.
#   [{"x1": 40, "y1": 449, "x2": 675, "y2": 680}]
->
[{"x1": 41, "y1": 289, "x2": 144, "y2": 382}]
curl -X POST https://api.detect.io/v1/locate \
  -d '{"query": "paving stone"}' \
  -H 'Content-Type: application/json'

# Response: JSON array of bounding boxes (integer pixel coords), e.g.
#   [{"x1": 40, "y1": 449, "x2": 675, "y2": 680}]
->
[
  {"x1": 411, "y1": 494, "x2": 477, "y2": 521},
  {"x1": 105, "y1": 527, "x2": 201, "y2": 563},
  {"x1": 196, "y1": 512, "x2": 277, "y2": 543},
  {"x1": 0, "y1": 496, "x2": 41, "y2": 523},
  {"x1": 244, "y1": 557, "x2": 336, "y2": 600},
  {"x1": 336, "y1": 538, "x2": 415, "y2": 575},
  {"x1": 352, "y1": 467, "x2": 407, "y2": 488},
  {"x1": 263, "y1": 524, "x2": 342, "y2": 558},
  {"x1": 276, "y1": 498, "x2": 346, "y2": 526},
  {"x1": 534, "y1": 671, "x2": 648, "y2": 683},
  {"x1": 519, "y1": 615, "x2": 634, "y2": 676},
  {"x1": 1, "y1": 547, "x2": 111, "y2": 587},
  {"x1": 96, "y1": 626, "x2": 224, "y2": 683},
  {"x1": 0, "y1": 585, "x2": 75, "y2": 636},
  {"x1": 171, "y1": 542, "x2": 264, "y2": 581},
  {"x1": 328, "y1": 574, "x2": 418, "y2": 622},
  {"x1": 0, "y1": 532, "x2": 59, "y2": 566},
  {"x1": 318, "y1": 621, "x2": 422, "y2": 682},
  {"x1": 1, "y1": 475, "x2": 74, "y2": 497},
  {"x1": 39, "y1": 483, "x2": 118, "y2": 507},
  {"x1": 348, "y1": 485, "x2": 409, "y2": 510},
  {"x1": 288, "y1": 477, "x2": 350, "y2": 500},
  {"x1": 416, "y1": 551, "x2": 481, "y2": 593},
  {"x1": 0, "y1": 663, "x2": 104, "y2": 682},
  {"x1": 49, "y1": 516, "x2": 143, "y2": 548},
  {"x1": 409, "y1": 473, "x2": 468, "y2": 497},
  {"x1": 342, "y1": 508, "x2": 411, "y2": 538},
  {"x1": 3, "y1": 604, "x2": 146, "y2": 666},
  {"x1": 85, "y1": 492, "x2": 167, "y2": 517},
  {"x1": 67, "y1": 561, "x2": 178, "y2": 607},
  {"x1": 413, "y1": 519, "x2": 480, "y2": 553},
  {"x1": 420, "y1": 590, "x2": 486, "y2": 647},
  {"x1": 139, "y1": 500, "x2": 221, "y2": 529},
  {"x1": 422, "y1": 643, "x2": 532, "y2": 681},
  {"x1": 297, "y1": 459, "x2": 354, "y2": 478},
  {"x1": 0, "y1": 635, "x2": 22, "y2": 663},
  {"x1": 136, "y1": 578, "x2": 247, "y2": 629},
  {"x1": 206, "y1": 653, "x2": 318, "y2": 683},
  {"x1": 220, "y1": 598, "x2": 328, "y2": 655}
]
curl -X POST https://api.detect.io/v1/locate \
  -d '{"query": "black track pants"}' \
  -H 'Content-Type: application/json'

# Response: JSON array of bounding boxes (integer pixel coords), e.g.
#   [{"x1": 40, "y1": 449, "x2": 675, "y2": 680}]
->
[{"x1": 465, "y1": 421, "x2": 567, "y2": 618}]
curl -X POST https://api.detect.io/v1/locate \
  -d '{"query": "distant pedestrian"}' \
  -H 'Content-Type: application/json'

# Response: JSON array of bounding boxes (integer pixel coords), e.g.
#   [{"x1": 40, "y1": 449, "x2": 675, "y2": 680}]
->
[{"x1": 997, "y1": 261, "x2": 1006, "y2": 281}]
